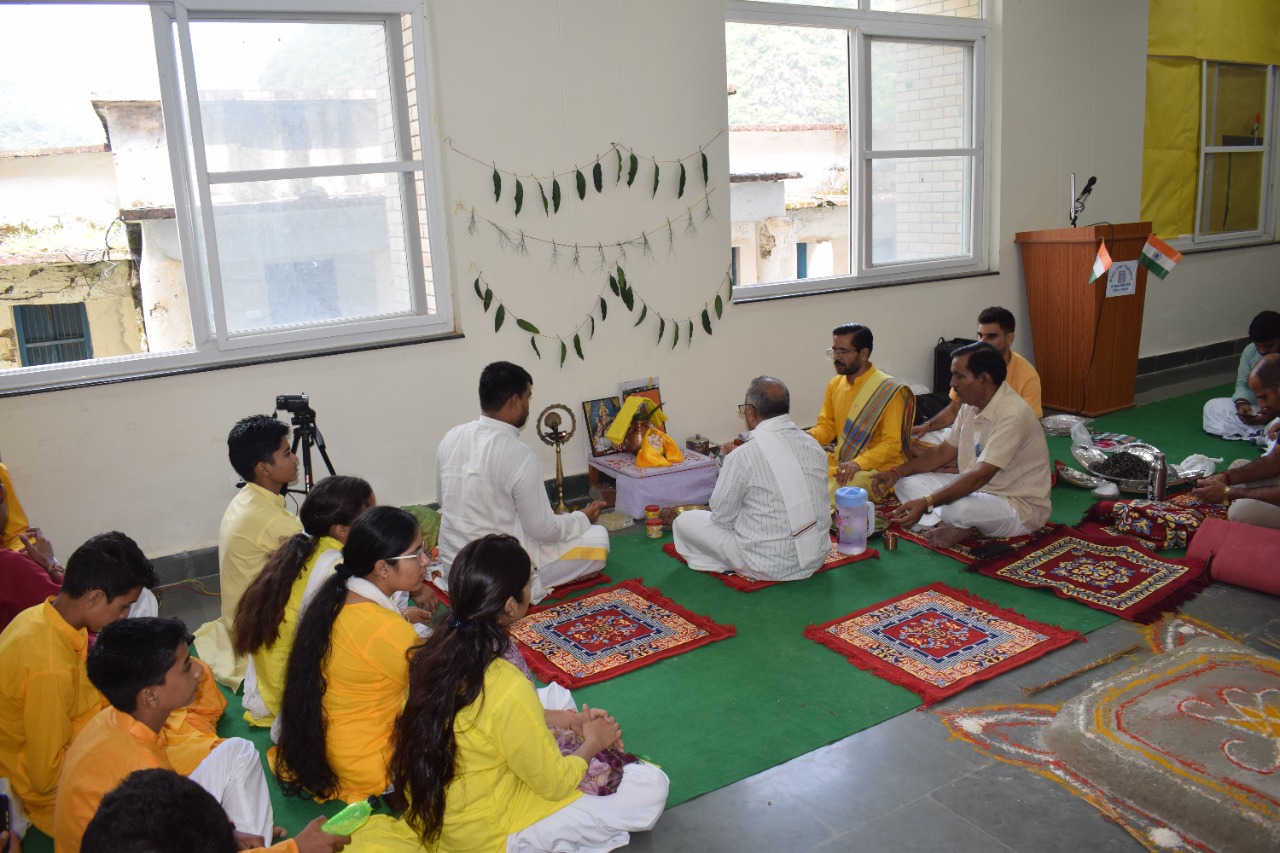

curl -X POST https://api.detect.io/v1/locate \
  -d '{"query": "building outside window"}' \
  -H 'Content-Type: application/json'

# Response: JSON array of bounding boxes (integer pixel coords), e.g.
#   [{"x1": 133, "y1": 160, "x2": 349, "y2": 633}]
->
[{"x1": 726, "y1": 0, "x2": 989, "y2": 299}]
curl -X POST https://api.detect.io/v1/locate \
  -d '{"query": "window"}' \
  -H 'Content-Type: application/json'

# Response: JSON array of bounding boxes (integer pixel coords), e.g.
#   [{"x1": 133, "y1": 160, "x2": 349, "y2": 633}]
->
[
  {"x1": 0, "y1": 1, "x2": 451, "y2": 393},
  {"x1": 1194, "y1": 61, "x2": 1274, "y2": 245},
  {"x1": 13, "y1": 304, "x2": 92, "y2": 366},
  {"x1": 725, "y1": 0, "x2": 988, "y2": 298}
]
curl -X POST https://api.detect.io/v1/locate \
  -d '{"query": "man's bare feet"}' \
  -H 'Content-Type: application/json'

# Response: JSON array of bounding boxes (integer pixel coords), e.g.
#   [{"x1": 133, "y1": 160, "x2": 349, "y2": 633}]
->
[{"x1": 923, "y1": 525, "x2": 975, "y2": 549}]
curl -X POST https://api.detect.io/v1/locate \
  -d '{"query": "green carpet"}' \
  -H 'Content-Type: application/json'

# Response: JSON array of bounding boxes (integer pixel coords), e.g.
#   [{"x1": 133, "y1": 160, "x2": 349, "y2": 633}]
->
[{"x1": 23, "y1": 383, "x2": 1258, "y2": 850}]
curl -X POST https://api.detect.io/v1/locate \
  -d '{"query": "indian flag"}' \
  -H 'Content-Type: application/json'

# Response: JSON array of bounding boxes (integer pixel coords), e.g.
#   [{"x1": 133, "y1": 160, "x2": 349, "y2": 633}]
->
[
  {"x1": 1138, "y1": 234, "x2": 1183, "y2": 280},
  {"x1": 1088, "y1": 241, "x2": 1112, "y2": 283}
]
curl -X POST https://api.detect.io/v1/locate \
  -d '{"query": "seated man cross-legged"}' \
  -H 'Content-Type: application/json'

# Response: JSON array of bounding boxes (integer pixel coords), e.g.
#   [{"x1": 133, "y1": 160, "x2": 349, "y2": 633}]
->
[
  {"x1": 808, "y1": 323, "x2": 915, "y2": 501},
  {"x1": 674, "y1": 377, "x2": 830, "y2": 582},
  {"x1": 873, "y1": 342, "x2": 1052, "y2": 549},
  {"x1": 436, "y1": 361, "x2": 608, "y2": 602},
  {"x1": 1201, "y1": 310, "x2": 1280, "y2": 442}
]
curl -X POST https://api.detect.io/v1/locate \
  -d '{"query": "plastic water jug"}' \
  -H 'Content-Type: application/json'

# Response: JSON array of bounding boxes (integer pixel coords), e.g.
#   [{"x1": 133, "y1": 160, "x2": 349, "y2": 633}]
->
[{"x1": 834, "y1": 486, "x2": 876, "y2": 555}]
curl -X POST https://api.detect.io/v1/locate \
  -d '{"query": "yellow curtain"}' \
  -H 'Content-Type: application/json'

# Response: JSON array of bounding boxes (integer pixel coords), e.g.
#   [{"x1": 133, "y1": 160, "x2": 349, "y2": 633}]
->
[{"x1": 1142, "y1": 0, "x2": 1280, "y2": 238}]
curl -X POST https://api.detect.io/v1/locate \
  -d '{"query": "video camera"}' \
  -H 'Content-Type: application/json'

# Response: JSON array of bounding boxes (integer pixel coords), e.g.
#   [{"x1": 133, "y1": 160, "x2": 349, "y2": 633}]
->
[{"x1": 276, "y1": 393, "x2": 313, "y2": 415}]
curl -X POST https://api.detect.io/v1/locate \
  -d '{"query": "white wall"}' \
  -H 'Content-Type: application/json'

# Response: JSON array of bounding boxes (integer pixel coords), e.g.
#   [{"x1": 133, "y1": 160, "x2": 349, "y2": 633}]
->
[{"x1": 2, "y1": 0, "x2": 1277, "y2": 559}]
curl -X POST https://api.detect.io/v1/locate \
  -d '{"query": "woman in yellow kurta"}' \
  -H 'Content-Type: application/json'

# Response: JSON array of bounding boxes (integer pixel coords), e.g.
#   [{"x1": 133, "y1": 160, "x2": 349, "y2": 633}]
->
[
  {"x1": 232, "y1": 475, "x2": 375, "y2": 728},
  {"x1": 349, "y1": 534, "x2": 667, "y2": 853},
  {"x1": 273, "y1": 505, "x2": 430, "y2": 803}
]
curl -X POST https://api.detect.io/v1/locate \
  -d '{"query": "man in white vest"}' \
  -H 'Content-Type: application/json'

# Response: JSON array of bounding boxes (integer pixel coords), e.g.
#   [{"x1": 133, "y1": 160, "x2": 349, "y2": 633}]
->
[{"x1": 674, "y1": 377, "x2": 829, "y2": 582}]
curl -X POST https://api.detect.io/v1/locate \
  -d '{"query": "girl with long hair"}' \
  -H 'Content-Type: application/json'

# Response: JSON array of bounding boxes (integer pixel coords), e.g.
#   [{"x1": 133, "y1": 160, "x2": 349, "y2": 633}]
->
[
  {"x1": 273, "y1": 505, "x2": 429, "y2": 802},
  {"x1": 355, "y1": 534, "x2": 667, "y2": 852},
  {"x1": 232, "y1": 475, "x2": 374, "y2": 729}
]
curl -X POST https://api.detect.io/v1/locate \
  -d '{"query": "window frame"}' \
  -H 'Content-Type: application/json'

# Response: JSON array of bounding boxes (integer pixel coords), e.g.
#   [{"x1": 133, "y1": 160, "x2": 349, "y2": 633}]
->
[
  {"x1": 0, "y1": 0, "x2": 453, "y2": 394},
  {"x1": 1190, "y1": 59, "x2": 1276, "y2": 249},
  {"x1": 725, "y1": 0, "x2": 990, "y2": 301}
]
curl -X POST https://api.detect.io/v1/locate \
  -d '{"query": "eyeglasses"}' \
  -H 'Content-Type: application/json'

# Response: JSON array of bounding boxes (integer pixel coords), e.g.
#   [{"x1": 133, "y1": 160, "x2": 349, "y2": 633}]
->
[
  {"x1": 737, "y1": 403, "x2": 752, "y2": 416},
  {"x1": 388, "y1": 542, "x2": 427, "y2": 561},
  {"x1": 825, "y1": 347, "x2": 856, "y2": 360}
]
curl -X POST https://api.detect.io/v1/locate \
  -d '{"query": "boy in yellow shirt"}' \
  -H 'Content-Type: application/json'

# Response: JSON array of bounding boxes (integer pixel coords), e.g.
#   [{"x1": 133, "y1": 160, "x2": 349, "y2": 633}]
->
[{"x1": 0, "y1": 531, "x2": 154, "y2": 840}]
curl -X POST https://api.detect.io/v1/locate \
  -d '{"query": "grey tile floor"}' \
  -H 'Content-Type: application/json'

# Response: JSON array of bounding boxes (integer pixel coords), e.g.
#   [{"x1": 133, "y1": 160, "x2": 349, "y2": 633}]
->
[{"x1": 156, "y1": 364, "x2": 1278, "y2": 853}]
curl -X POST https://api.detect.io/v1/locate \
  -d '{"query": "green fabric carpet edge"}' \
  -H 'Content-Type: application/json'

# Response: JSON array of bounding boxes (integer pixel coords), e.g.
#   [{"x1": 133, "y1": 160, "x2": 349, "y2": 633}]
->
[{"x1": 23, "y1": 383, "x2": 1260, "y2": 850}]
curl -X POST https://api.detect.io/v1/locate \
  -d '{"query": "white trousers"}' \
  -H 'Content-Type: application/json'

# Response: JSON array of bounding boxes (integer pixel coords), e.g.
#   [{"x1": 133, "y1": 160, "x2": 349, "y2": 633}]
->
[
  {"x1": 506, "y1": 761, "x2": 669, "y2": 853},
  {"x1": 532, "y1": 526, "x2": 611, "y2": 602},
  {"x1": 895, "y1": 473, "x2": 1032, "y2": 538},
  {"x1": 187, "y1": 737, "x2": 275, "y2": 843},
  {"x1": 671, "y1": 511, "x2": 744, "y2": 574},
  {"x1": 1203, "y1": 397, "x2": 1266, "y2": 441}
]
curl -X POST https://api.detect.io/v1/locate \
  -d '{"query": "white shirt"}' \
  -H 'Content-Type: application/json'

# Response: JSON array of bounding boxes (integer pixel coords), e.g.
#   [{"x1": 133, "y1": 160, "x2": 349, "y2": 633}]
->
[
  {"x1": 436, "y1": 416, "x2": 590, "y2": 569},
  {"x1": 710, "y1": 415, "x2": 830, "y2": 581}
]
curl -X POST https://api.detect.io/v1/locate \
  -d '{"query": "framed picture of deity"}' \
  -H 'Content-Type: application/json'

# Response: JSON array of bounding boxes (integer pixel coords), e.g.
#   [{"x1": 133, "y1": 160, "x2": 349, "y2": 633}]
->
[{"x1": 582, "y1": 396, "x2": 623, "y2": 457}]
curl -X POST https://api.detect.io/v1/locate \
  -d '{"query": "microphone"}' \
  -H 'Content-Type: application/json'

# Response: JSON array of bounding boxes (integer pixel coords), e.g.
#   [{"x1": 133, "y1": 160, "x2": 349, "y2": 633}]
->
[{"x1": 1070, "y1": 175, "x2": 1097, "y2": 227}]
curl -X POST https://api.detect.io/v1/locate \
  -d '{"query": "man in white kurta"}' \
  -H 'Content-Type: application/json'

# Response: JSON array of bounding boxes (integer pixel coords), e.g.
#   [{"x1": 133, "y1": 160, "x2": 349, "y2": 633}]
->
[
  {"x1": 437, "y1": 362, "x2": 608, "y2": 601},
  {"x1": 674, "y1": 377, "x2": 830, "y2": 582}
]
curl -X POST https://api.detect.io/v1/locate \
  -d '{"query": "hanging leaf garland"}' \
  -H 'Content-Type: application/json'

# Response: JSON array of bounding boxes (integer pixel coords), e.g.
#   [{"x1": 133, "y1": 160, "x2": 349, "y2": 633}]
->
[
  {"x1": 627, "y1": 154, "x2": 639, "y2": 187},
  {"x1": 552, "y1": 179, "x2": 562, "y2": 213},
  {"x1": 651, "y1": 161, "x2": 660, "y2": 199},
  {"x1": 715, "y1": 294, "x2": 723, "y2": 319},
  {"x1": 615, "y1": 148, "x2": 623, "y2": 185},
  {"x1": 701, "y1": 150, "x2": 709, "y2": 186},
  {"x1": 576, "y1": 169, "x2": 587, "y2": 201},
  {"x1": 573, "y1": 334, "x2": 584, "y2": 360},
  {"x1": 494, "y1": 304, "x2": 505, "y2": 332},
  {"x1": 513, "y1": 180, "x2": 524, "y2": 215},
  {"x1": 678, "y1": 164, "x2": 686, "y2": 199},
  {"x1": 492, "y1": 168, "x2": 501, "y2": 203},
  {"x1": 592, "y1": 162, "x2": 603, "y2": 193},
  {"x1": 538, "y1": 182, "x2": 550, "y2": 215}
]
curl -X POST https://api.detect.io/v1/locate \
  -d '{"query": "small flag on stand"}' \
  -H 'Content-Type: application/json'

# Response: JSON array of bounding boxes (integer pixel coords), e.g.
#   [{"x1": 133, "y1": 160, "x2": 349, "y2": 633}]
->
[
  {"x1": 1138, "y1": 234, "x2": 1182, "y2": 280},
  {"x1": 1089, "y1": 241, "x2": 1112, "y2": 283}
]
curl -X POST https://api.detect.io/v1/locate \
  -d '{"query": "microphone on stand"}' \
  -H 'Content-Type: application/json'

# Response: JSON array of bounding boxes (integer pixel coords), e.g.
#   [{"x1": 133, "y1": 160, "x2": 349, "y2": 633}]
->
[{"x1": 1070, "y1": 175, "x2": 1097, "y2": 227}]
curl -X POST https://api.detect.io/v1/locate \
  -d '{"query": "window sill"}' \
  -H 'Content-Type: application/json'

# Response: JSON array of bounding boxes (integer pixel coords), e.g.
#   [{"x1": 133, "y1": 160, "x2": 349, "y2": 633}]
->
[{"x1": 731, "y1": 268, "x2": 998, "y2": 305}]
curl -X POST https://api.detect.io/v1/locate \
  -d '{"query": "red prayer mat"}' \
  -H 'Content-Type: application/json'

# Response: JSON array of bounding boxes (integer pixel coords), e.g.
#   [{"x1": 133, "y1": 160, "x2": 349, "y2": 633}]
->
[
  {"x1": 969, "y1": 526, "x2": 1209, "y2": 623},
  {"x1": 891, "y1": 522, "x2": 1059, "y2": 565},
  {"x1": 660, "y1": 539, "x2": 879, "y2": 592},
  {"x1": 428, "y1": 572, "x2": 611, "y2": 608},
  {"x1": 804, "y1": 582, "x2": 1082, "y2": 706},
  {"x1": 510, "y1": 579, "x2": 736, "y2": 688}
]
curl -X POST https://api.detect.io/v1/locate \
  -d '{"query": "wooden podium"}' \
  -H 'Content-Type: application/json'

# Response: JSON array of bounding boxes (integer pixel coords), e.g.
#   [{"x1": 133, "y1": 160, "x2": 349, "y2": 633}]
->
[{"x1": 1014, "y1": 222, "x2": 1151, "y2": 417}]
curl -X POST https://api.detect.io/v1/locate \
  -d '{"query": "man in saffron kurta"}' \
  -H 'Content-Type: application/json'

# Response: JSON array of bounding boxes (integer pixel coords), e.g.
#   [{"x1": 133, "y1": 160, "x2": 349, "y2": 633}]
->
[
  {"x1": 194, "y1": 415, "x2": 302, "y2": 689},
  {"x1": 0, "y1": 532, "x2": 153, "y2": 838},
  {"x1": 808, "y1": 323, "x2": 915, "y2": 500}
]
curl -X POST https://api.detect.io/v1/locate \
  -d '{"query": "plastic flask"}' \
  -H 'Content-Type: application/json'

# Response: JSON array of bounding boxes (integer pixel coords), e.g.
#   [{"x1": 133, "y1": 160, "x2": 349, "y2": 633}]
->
[
  {"x1": 834, "y1": 486, "x2": 876, "y2": 555},
  {"x1": 321, "y1": 795, "x2": 380, "y2": 835}
]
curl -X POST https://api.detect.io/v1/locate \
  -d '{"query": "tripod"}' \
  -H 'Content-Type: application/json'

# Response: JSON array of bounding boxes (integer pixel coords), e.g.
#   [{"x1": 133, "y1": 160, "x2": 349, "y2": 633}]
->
[{"x1": 287, "y1": 404, "x2": 335, "y2": 494}]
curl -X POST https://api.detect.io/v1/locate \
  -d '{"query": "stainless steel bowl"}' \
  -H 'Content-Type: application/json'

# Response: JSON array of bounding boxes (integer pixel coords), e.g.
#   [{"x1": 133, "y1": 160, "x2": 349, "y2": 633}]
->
[{"x1": 1071, "y1": 443, "x2": 1185, "y2": 494}]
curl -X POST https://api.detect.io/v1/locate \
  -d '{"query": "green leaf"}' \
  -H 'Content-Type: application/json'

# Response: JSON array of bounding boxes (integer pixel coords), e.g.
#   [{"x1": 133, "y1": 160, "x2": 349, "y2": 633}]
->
[
  {"x1": 615, "y1": 148, "x2": 623, "y2": 184},
  {"x1": 559, "y1": 340, "x2": 568, "y2": 367},
  {"x1": 576, "y1": 169, "x2": 586, "y2": 200},
  {"x1": 634, "y1": 304, "x2": 648, "y2": 327},
  {"x1": 589, "y1": 315, "x2": 596, "y2": 338},
  {"x1": 573, "y1": 333, "x2": 584, "y2": 360},
  {"x1": 473, "y1": 277, "x2": 483, "y2": 301},
  {"x1": 627, "y1": 154, "x2": 638, "y2": 186},
  {"x1": 592, "y1": 162, "x2": 603, "y2": 193},
  {"x1": 617, "y1": 266, "x2": 628, "y2": 291},
  {"x1": 599, "y1": 296, "x2": 607, "y2": 321},
  {"x1": 687, "y1": 320, "x2": 694, "y2": 345},
  {"x1": 530, "y1": 336, "x2": 541, "y2": 358},
  {"x1": 714, "y1": 294, "x2": 723, "y2": 319},
  {"x1": 621, "y1": 286, "x2": 635, "y2": 312},
  {"x1": 658, "y1": 317, "x2": 666, "y2": 343},
  {"x1": 494, "y1": 304, "x2": 505, "y2": 332},
  {"x1": 701, "y1": 151, "x2": 709, "y2": 185},
  {"x1": 483, "y1": 287, "x2": 493, "y2": 311},
  {"x1": 608, "y1": 274, "x2": 620, "y2": 296},
  {"x1": 552, "y1": 179, "x2": 562, "y2": 213},
  {"x1": 672, "y1": 322, "x2": 679, "y2": 349},
  {"x1": 513, "y1": 180, "x2": 524, "y2": 215},
  {"x1": 516, "y1": 318, "x2": 539, "y2": 334},
  {"x1": 702, "y1": 308, "x2": 713, "y2": 335},
  {"x1": 678, "y1": 163, "x2": 686, "y2": 199},
  {"x1": 538, "y1": 182, "x2": 549, "y2": 215},
  {"x1": 652, "y1": 161, "x2": 660, "y2": 198},
  {"x1": 492, "y1": 169, "x2": 501, "y2": 203}
]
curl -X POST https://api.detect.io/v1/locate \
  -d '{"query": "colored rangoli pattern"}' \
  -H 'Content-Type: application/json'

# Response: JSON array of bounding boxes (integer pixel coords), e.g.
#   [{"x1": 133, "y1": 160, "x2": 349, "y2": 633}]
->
[
  {"x1": 804, "y1": 582, "x2": 1081, "y2": 705},
  {"x1": 510, "y1": 579, "x2": 735, "y2": 687},
  {"x1": 972, "y1": 527, "x2": 1207, "y2": 622}
]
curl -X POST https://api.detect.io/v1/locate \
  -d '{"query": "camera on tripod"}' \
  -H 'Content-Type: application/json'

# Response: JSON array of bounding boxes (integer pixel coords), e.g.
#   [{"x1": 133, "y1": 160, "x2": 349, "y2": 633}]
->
[
  {"x1": 276, "y1": 394, "x2": 313, "y2": 415},
  {"x1": 274, "y1": 392, "x2": 333, "y2": 493}
]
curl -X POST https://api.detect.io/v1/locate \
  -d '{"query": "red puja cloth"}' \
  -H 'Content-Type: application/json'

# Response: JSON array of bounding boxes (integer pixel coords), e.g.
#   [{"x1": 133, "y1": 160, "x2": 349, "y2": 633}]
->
[
  {"x1": 661, "y1": 538, "x2": 879, "y2": 592},
  {"x1": 969, "y1": 525, "x2": 1209, "y2": 623},
  {"x1": 1081, "y1": 499, "x2": 1206, "y2": 550},
  {"x1": 890, "y1": 523, "x2": 1059, "y2": 565},
  {"x1": 803, "y1": 582, "x2": 1082, "y2": 706},
  {"x1": 510, "y1": 579, "x2": 735, "y2": 688},
  {"x1": 1187, "y1": 517, "x2": 1280, "y2": 596}
]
